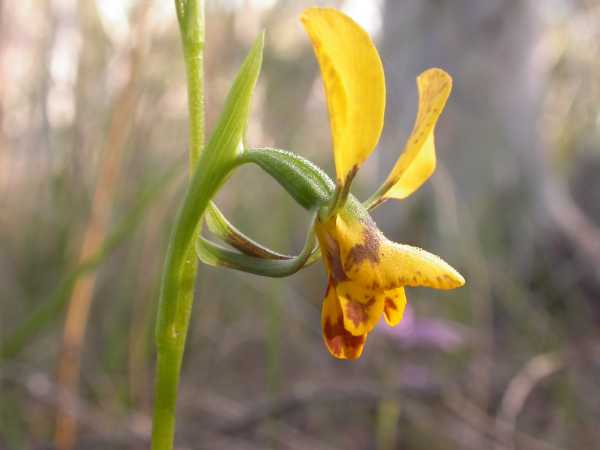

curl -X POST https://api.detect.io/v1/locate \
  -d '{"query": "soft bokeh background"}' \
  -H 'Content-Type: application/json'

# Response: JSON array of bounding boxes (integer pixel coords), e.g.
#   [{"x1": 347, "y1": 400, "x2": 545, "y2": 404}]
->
[{"x1": 2, "y1": 0, "x2": 600, "y2": 449}]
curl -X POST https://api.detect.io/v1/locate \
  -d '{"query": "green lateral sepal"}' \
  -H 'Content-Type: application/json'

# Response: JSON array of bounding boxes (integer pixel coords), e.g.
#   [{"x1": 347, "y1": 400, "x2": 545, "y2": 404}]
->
[
  {"x1": 197, "y1": 211, "x2": 317, "y2": 277},
  {"x1": 204, "y1": 202, "x2": 290, "y2": 260}
]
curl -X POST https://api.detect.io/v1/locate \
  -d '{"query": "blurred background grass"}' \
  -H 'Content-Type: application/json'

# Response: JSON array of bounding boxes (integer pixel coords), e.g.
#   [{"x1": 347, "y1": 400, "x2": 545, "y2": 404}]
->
[{"x1": 1, "y1": 0, "x2": 600, "y2": 449}]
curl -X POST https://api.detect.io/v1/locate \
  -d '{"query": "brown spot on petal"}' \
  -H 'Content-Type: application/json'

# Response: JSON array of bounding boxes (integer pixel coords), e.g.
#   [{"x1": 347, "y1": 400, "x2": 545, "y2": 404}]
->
[
  {"x1": 441, "y1": 273, "x2": 461, "y2": 288},
  {"x1": 344, "y1": 164, "x2": 360, "y2": 188},
  {"x1": 384, "y1": 297, "x2": 398, "y2": 314},
  {"x1": 383, "y1": 297, "x2": 398, "y2": 321},
  {"x1": 225, "y1": 232, "x2": 288, "y2": 260},
  {"x1": 345, "y1": 302, "x2": 366, "y2": 328},
  {"x1": 321, "y1": 234, "x2": 348, "y2": 285},
  {"x1": 323, "y1": 316, "x2": 365, "y2": 359},
  {"x1": 344, "y1": 297, "x2": 376, "y2": 328},
  {"x1": 345, "y1": 224, "x2": 381, "y2": 272}
]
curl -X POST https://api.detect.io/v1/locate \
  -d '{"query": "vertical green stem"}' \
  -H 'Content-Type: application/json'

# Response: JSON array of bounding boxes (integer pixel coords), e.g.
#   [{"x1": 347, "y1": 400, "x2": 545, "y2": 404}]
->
[
  {"x1": 151, "y1": 1, "x2": 204, "y2": 449},
  {"x1": 182, "y1": 1, "x2": 205, "y2": 171}
]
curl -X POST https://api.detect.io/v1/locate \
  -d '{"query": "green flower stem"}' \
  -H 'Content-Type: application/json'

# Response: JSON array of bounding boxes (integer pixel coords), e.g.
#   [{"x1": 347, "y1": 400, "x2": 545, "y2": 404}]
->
[
  {"x1": 180, "y1": 2, "x2": 205, "y2": 170},
  {"x1": 152, "y1": 2, "x2": 204, "y2": 449}
]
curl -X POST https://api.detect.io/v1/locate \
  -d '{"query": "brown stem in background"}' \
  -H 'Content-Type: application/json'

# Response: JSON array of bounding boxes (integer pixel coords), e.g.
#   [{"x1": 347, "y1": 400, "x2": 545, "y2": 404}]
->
[
  {"x1": 542, "y1": 178, "x2": 600, "y2": 281},
  {"x1": 54, "y1": 1, "x2": 152, "y2": 449},
  {"x1": 495, "y1": 352, "x2": 563, "y2": 450},
  {"x1": 443, "y1": 389, "x2": 562, "y2": 450}
]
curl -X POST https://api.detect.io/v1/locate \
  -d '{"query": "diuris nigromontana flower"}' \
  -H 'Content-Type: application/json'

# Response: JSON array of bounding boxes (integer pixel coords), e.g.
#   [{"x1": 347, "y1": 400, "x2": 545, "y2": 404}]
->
[{"x1": 301, "y1": 8, "x2": 465, "y2": 359}]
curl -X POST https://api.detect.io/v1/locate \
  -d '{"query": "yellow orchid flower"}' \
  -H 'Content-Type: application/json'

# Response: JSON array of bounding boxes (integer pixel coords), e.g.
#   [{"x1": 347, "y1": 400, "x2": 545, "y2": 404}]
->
[{"x1": 301, "y1": 8, "x2": 465, "y2": 359}]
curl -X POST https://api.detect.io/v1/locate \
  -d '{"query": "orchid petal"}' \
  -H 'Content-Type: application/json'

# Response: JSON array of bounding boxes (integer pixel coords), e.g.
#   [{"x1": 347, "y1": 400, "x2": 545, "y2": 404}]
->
[
  {"x1": 301, "y1": 8, "x2": 385, "y2": 187},
  {"x1": 378, "y1": 68, "x2": 452, "y2": 201}
]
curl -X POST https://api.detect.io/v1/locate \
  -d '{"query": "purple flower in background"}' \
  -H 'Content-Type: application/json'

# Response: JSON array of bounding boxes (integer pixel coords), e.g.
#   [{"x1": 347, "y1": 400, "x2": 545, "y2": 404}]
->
[{"x1": 378, "y1": 305, "x2": 465, "y2": 351}]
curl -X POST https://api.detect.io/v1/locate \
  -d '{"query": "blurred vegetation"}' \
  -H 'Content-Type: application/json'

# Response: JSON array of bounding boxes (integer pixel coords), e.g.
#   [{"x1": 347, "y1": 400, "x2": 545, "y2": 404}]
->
[{"x1": 1, "y1": 0, "x2": 600, "y2": 449}]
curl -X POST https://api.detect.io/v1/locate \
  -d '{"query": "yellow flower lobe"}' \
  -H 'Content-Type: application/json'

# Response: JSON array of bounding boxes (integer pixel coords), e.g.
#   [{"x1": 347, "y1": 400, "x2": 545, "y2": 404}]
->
[
  {"x1": 321, "y1": 280, "x2": 366, "y2": 359},
  {"x1": 301, "y1": 8, "x2": 385, "y2": 187},
  {"x1": 378, "y1": 68, "x2": 453, "y2": 201},
  {"x1": 381, "y1": 287, "x2": 407, "y2": 327}
]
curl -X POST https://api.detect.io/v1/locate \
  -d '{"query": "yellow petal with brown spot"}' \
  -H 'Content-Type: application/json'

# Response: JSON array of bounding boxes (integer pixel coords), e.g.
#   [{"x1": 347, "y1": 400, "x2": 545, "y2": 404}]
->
[
  {"x1": 380, "y1": 68, "x2": 452, "y2": 200},
  {"x1": 317, "y1": 208, "x2": 383, "y2": 282},
  {"x1": 380, "y1": 241, "x2": 465, "y2": 290},
  {"x1": 321, "y1": 279, "x2": 366, "y2": 359},
  {"x1": 301, "y1": 8, "x2": 385, "y2": 186},
  {"x1": 336, "y1": 282, "x2": 384, "y2": 336},
  {"x1": 381, "y1": 287, "x2": 407, "y2": 327}
]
